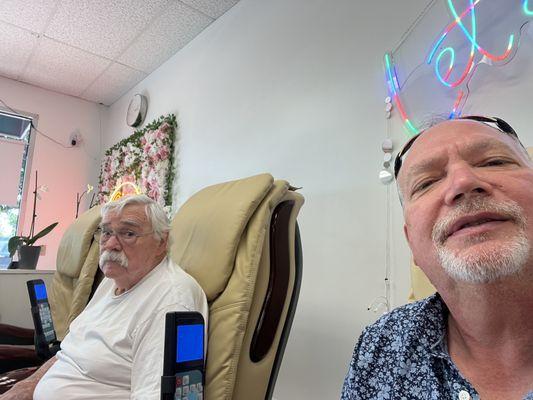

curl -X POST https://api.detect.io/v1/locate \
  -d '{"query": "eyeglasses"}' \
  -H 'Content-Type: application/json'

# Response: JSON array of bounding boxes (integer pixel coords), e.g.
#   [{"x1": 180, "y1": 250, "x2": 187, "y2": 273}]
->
[
  {"x1": 97, "y1": 227, "x2": 154, "y2": 245},
  {"x1": 393, "y1": 116, "x2": 524, "y2": 179}
]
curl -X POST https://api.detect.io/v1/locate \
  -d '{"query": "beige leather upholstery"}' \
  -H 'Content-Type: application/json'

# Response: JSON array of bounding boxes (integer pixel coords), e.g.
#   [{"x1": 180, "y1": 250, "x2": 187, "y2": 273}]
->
[
  {"x1": 47, "y1": 173, "x2": 304, "y2": 399},
  {"x1": 170, "y1": 173, "x2": 304, "y2": 400},
  {"x1": 170, "y1": 174, "x2": 274, "y2": 301},
  {"x1": 408, "y1": 261, "x2": 436, "y2": 302},
  {"x1": 49, "y1": 205, "x2": 102, "y2": 339}
]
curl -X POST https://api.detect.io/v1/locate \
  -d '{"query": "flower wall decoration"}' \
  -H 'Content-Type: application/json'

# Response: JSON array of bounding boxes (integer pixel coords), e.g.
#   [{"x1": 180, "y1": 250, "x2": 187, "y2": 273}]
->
[{"x1": 97, "y1": 114, "x2": 176, "y2": 207}]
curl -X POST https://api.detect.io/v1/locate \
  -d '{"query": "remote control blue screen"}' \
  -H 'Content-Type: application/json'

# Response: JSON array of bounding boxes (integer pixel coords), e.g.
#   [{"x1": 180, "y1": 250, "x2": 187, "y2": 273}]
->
[
  {"x1": 34, "y1": 283, "x2": 47, "y2": 301},
  {"x1": 176, "y1": 324, "x2": 203, "y2": 363}
]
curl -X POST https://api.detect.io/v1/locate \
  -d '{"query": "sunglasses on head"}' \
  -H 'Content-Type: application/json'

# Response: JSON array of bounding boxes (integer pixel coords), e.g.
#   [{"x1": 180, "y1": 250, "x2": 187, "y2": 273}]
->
[{"x1": 393, "y1": 116, "x2": 523, "y2": 179}]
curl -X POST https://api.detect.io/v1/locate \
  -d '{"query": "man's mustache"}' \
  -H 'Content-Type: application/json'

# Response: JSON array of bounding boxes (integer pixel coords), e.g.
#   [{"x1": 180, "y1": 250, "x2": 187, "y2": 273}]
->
[
  {"x1": 432, "y1": 197, "x2": 525, "y2": 245},
  {"x1": 99, "y1": 250, "x2": 129, "y2": 268}
]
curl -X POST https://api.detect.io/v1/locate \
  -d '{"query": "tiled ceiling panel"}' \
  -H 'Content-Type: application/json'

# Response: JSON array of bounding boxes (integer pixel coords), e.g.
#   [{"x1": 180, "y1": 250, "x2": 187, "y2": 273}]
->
[
  {"x1": 81, "y1": 62, "x2": 147, "y2": 105},
  {"x1": 0, "y1": 0, "x2": 241, "y2": 105},
  {"x1": 0, "y1": 24, "x2": 38, "y2": 80},
  {"x1": 181, "y1": 0, "x2": 239, "y2": 19},
  {"x1": 21, "y1": 37, "x2": 111, "y2": 97},
  {"x1": 118, "y1": 2, "x2": 213, "y2": 74},
  {"x1": 45, "y1": 0, "x2": 173, "y2": 59},
  {"x1": 0, "y1": 0, "x2": 58, "y2": 33}
]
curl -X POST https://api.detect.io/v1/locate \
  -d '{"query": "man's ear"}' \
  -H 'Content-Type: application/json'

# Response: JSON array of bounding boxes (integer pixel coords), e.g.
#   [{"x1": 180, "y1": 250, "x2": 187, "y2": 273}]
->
[
  {"x1": 403, "y1": 223, "x2": 419, "y2": 265},
  {"x1": 158, "y1": 232, "x2": 169, "y2": 255},
  {"x1": 404, "y1": 223, "x2": 424, "y2": 268},
  {"x1": 403, "y1": 223, "x2": 410, "y2": 245}
]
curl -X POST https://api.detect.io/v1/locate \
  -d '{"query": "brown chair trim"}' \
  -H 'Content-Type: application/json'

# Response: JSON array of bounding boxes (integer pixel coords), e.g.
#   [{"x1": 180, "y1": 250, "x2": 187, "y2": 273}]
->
[
  {"x1": 265, "y1": 221, "x2": 302, "y2": 399},
  {"x1": 249, "y1": 200, "x2": 294, "y2": 362},
  {"x1": 0, "y1": 324, "x2": 34, "y2": 346},
  {"x1": 0, "y1": 346, "x2": 42, "y2": 374}
]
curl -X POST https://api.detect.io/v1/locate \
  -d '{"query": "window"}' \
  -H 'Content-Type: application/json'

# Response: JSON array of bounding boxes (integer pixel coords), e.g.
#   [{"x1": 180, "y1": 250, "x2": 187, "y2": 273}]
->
[{"x1": 0, "y1": 109, "x2": 34, "y2": 268}]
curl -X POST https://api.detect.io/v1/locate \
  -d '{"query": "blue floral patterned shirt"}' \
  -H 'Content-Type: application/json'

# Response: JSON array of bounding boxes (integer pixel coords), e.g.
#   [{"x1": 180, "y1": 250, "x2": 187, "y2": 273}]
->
[{"x1": 341, "y1": 294, "x2": 533, "y2": 400}]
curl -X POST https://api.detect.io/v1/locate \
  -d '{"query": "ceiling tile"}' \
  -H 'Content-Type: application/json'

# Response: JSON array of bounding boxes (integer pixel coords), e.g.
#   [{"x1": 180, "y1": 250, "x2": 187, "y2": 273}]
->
[
  {"x1": 45, "y1": 0, "x2": 172, "y2": 59},
  {"x1": 119, "y1": 2, "x2": 212, "y2": 73},
  {"x1": 0, "y1": 0, "x2": 58, "y2": 33},
  {"x1": 81, "y1": 62, "x2": 147, "y2": 105},
  {"x1": 0, "y1": 0, "x2": 240, "y2": 104},
  {"x1": 0, "y1": 23, "x2": 38, "y2": 80},
  {"x1": 180, "y1": 0, "x2": 239, "y2": 19},
  {"x1": 20, "y1": 37, "x2": 110, "y2": 97}
]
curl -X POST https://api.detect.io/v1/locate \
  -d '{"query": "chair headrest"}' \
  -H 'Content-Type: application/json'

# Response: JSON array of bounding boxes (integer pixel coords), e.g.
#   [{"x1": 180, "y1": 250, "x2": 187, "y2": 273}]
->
[
  {"x1": 169, "y1": 174, "x2": 274, "y2": 301},
  {"x1": 56, "y1": 206, "x2": 102, "y2": 278}
]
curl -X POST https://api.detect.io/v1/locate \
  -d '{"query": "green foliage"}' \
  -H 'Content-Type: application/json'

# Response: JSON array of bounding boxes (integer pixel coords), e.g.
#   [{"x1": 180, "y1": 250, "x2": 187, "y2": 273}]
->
[
  {"x1": 98, "y1": 114, "x2": 177, "y2": 206},
  {"x1": 102, "y1": 114, "x2": 177, "y2": 157},
  {"x1": 8, "y1": 222, "x2": 58, "y2": 257}
]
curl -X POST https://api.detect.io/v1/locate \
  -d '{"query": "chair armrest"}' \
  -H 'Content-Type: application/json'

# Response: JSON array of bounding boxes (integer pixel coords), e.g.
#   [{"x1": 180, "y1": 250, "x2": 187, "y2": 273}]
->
[
  {"x1": 0, "y1": 366, "x2": 39, "y2": 394},
  {"x1": 0, "y1": 345, "x2": 42, "y2": 374},
  {"x1": 0, "y1": 324, "x2": 34, "y2": 346}
]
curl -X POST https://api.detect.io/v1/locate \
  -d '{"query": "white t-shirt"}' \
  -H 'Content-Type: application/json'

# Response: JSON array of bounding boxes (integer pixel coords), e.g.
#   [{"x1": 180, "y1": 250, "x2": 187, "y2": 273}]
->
[{"x1": 34, "y1": 257, "x2": 208, "y2": 400}]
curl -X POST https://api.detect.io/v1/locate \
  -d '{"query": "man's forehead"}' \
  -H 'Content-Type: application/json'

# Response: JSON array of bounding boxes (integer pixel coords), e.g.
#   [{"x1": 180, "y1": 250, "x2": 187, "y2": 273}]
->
[{"x1": 400, "y1": 120, "x2": 521, "y2": 174}]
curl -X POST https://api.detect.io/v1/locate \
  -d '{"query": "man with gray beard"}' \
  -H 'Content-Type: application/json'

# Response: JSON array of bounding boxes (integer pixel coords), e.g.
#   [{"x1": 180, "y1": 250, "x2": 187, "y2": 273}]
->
[
  {"x1": 342, "y1": 116, "x2": 533, "y2": 400},
  {"x1": 1, "y1": 195, "x2": 208, "y2": 400}
]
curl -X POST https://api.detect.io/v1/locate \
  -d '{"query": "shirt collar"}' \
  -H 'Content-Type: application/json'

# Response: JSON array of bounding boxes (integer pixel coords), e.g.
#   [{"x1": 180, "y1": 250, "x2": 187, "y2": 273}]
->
[{"x1": 417, "y1": 293, "x2": 451, "y2": 359}]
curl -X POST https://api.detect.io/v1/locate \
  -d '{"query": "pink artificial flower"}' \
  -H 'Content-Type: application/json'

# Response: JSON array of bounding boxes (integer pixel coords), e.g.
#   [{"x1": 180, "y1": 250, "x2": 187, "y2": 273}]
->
[
  {"x1": 160, "y1": 122, "x2": 170, "y2": 132},
  {"x1": 148, "y1": 185, "x2": 160, "y2": 201},
  {"x1": 141, "y1": 177, "x2": 149, "y2": 191},
  {"x1": 157, "y1": 147, "x2": 169, "y2": 160},
  {"x1": 154, "y1": 128, "x2": 165, "y2": 140}
]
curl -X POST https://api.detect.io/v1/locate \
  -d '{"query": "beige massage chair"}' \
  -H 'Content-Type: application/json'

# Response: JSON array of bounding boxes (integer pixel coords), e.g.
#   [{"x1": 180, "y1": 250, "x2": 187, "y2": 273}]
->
[{"x1": 0, "y1": 173, "x2": 304, "y2": 399}]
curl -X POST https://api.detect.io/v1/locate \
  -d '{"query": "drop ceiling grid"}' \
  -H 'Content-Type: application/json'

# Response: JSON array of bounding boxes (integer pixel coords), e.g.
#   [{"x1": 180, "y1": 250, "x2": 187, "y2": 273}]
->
[
  {"x1": 21, "y1": 37, "x2": 112, "y2": 97},
  {"x1": 180, "y1": 0, "x2": 240, "y2": 19},
  {"x1": 44, "y1": 0, "x2": 174, "y2": 60},
  {"x1": 0, "y1": 24, "x2": 38, "y2": 80},
  {"x1": 0, "y1": 0, "x2": 240, "y2": 105},
  {"x1": 118, "y1": 1, "x2": 213, "y2": 74},
  {"x1": 0, "y1": 0, "x2": 59, "y2": 33},
  {"x1": 81, "y1": 62, "x2": 147, "y2": 105}
]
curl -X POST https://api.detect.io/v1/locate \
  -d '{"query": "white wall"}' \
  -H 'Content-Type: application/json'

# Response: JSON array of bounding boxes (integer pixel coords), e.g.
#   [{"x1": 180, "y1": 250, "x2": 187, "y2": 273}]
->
[
  {"x1": 0, "y1": 76, "x2": 103, "y2": 269},
  {"x1": 103, "y1": 1, "x2": 431, "y2": 398},
  {"x1": 0, "y1": 270, "x2": 54, "y2": 328}
]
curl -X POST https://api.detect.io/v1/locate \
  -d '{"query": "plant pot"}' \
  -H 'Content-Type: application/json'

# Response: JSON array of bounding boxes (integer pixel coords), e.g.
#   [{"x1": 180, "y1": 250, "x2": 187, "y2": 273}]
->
[{"x1": 18, "y1": 245, "x2": 41, "y2": 270}]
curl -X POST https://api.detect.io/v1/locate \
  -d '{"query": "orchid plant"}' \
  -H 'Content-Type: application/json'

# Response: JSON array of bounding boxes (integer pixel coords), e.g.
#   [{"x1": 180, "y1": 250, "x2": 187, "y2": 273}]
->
[
  {"x1": 76, "y1": 184, "x2": 94, "y2": 218},
  {"x1": 8, "y1": 170, "x2": 58, "y2": 257}
]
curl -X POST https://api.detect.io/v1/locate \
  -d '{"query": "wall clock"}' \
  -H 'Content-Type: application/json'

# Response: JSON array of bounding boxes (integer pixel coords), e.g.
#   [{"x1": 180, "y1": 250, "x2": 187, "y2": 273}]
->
[{"x1": 126, "y1": 94, "x2": 148, "y2": 127}]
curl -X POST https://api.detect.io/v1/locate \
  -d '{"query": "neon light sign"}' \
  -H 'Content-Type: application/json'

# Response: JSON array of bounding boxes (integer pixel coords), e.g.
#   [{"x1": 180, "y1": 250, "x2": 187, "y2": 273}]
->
[
  {"x1": 385, "y1": 53, "x2": 418, "y2": 135},
  {"x1": 109, "y1": 182, "x2": 142, "y2": 202},
  {"x1": 524, "y1": 0, "x2": 533, "y2": 15},
  {"x1": 385, "y1": 0, "x2": 532, "y2": 135}
]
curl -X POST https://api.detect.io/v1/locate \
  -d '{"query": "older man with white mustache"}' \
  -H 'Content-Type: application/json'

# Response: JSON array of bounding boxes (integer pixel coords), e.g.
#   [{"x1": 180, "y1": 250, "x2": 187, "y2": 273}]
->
[
  {"x1": 1, "y1": 195, "x2": 208, "y2": 400},
  {"x1": 342, "y1": 116, "x2": 533, "y2": 400}
]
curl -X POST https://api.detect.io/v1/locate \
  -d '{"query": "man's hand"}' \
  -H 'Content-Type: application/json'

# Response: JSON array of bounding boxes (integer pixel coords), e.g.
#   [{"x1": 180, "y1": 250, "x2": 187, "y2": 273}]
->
[
  {"x1": 0, "y1": 376, "x2": 36, "y2": 400},
  {"x1": 0, "y1": 356, "x2": 57, "y2": 400}
]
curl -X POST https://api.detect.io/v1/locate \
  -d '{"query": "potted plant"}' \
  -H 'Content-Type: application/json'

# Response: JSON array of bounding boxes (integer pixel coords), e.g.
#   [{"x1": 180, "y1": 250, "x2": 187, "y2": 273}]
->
[
  {"x1": 8, "y1": 171, "x2": 58, "y2": 269},
  {"x1": 76, "y1": 184, "x2": 94, "y2": 218}
]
